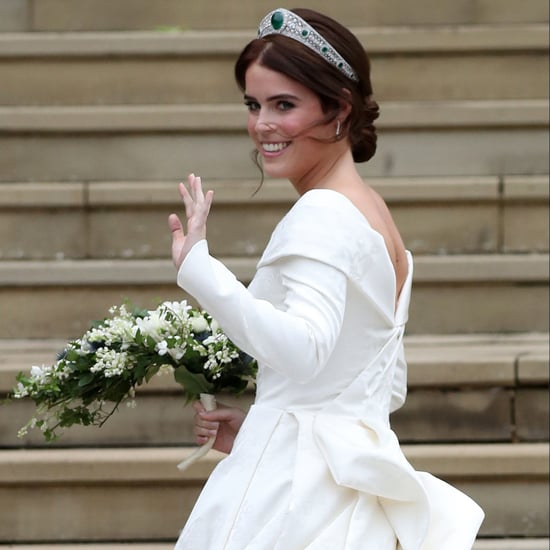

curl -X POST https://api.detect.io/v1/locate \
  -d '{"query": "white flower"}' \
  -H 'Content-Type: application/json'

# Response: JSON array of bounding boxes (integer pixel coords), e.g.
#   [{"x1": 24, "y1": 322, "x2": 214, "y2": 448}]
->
[
  {"x1": 156, "y1": 340, "x2": 169, "y2": 355},
  {"x1": 13, "y1": 383, "x2": 28, "y2": 398},
  {"x1": 190, "y1": 315, "x2": 209, "y2": 333}
]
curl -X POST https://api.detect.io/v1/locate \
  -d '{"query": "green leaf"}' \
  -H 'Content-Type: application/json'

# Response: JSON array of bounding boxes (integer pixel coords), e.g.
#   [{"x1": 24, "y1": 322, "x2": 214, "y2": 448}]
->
[
  {"x1": 77, "y1": 373, "x2": 95, "y2": 387},
  {"x1": 173, "y1": 366, "x2": 212, "y2": 398}
]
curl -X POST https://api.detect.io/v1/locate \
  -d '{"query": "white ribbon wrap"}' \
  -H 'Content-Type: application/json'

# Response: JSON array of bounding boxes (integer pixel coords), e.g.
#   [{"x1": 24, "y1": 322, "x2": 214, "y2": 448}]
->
[{"x1": 177, "y1": 393, "x2": 217, "y2": 472}]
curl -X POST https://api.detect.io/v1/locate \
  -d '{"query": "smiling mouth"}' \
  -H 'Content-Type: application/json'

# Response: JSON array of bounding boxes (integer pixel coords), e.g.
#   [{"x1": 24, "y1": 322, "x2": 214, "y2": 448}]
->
[{"x1": 261, "y1": 142, "x2": 290, "y2": 153}]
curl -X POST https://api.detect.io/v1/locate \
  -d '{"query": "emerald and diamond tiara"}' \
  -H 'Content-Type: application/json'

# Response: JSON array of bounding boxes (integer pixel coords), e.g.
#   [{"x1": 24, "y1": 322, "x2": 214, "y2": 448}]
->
[{"x1": 257, "y1": 8, "x2": 359, "y2": 82}]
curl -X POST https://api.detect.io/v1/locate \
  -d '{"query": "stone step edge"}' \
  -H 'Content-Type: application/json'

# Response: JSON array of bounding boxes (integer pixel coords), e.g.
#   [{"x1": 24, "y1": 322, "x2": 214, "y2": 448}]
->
[
  {"x1": 0, "y1": 443, "x2": 547, "y2": 484},
  {"x1": 0, "y1": 254, "x2": 547, "y2": 287},
  {"x1": 1, "y1": 542, "x2": 549, "y2": 550},
  {"x1": 0, "y1": 175, "x2": 548, "y2": 207},
  {"x1": 0, "y1": 25, "x2": 547, "y2": 56},
  {"x1": 0, "y1": 101, "x2": 547, "y2": 132},
  {"x1": 1, "y1": 333, "x2": 547, "y2": 393}
]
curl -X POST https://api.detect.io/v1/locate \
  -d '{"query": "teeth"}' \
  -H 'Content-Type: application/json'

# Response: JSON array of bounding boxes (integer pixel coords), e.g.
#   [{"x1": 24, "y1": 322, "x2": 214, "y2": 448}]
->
[{"x1": 262, "y1": 142, "x2": 289, "y2": 152}]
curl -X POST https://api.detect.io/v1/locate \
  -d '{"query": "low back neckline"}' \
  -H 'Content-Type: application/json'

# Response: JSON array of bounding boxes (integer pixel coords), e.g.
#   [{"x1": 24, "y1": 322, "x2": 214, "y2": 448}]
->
[{"x1": 302, "y1": 188, "x2": 410, "y2": 310}]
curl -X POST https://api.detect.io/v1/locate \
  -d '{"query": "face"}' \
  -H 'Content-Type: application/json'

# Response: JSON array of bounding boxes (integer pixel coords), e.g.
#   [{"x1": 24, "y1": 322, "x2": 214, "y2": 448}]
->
[{"x1": 244, "y1": 61, "x2": 336, "y2": 190}]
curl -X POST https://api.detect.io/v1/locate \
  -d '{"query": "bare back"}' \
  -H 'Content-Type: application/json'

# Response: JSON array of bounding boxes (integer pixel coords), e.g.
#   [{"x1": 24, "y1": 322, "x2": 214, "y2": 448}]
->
[{"x1": 340, "y1": 185, "x2": 408, "y2": 303}]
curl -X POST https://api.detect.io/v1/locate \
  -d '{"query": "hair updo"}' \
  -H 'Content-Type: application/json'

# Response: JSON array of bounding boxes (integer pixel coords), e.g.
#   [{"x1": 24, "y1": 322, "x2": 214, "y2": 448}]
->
[{"x1": 234, "y1": 8, "x2": 379, "y2": 163}]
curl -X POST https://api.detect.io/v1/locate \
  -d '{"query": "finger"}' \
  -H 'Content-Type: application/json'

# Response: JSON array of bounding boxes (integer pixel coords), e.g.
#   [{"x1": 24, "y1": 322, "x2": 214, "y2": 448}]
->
[
  {"x1": 201, "y1": 408, "x2": 237, "y2": 423},
  {"x1": 168, "y1": 213, "x2": 185, "y2": 239},
  {"x1": 192, "y1": 400, "x2": 206, "y2": 414},
  {"x1": 179, "y1": 182, "x2": 195, "y2": 219},
  {"x1": 195, "y1": 421, "x2": 218, "y2": 438},
  {"x1": 190, "y1": 174, "x2": 205, "y2": 203},
  {"x1": 204, "y1": 189, "x2": 214, "y2": 216}
]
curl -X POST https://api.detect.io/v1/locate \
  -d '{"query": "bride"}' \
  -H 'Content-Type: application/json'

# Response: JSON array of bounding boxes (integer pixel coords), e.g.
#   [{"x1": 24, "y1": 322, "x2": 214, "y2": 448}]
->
[{"x1": 169, "y1": 8, "x2": 484, "y2": 549}]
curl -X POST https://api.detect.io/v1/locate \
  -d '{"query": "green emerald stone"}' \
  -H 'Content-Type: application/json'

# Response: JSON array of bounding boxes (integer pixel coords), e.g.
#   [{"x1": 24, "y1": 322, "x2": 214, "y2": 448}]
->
[
  {"x1": 271, "y1": 11, "x2": 284, "y2": 30},
  {"x1": 301, "y1": 29, "x2": 308, "y2": 37},
  {"x1": 321, "y1": 46, "x2": 328, "y2": 53}
]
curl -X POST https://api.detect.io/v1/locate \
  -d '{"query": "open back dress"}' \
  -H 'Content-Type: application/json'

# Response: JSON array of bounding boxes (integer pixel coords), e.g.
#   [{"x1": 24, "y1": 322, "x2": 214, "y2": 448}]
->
[{"x1": 174, "y1": 188, "x2": 484, "y2": 550}]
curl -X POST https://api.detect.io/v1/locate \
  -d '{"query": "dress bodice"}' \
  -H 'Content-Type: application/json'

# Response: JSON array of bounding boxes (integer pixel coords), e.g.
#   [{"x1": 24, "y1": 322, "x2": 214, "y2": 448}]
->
[
  {"x1": 176, "y1": 187, "x2": 484, "y2": 550},
  {"x1": 247, "y1": 188, "x2": 412, "y2": 415}
]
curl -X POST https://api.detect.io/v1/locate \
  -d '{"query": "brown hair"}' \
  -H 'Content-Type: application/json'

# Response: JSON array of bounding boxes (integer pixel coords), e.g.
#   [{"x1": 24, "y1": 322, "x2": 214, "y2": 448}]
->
[{"x1": 234, "y1": 8, "x2": 379, "y2": 163}]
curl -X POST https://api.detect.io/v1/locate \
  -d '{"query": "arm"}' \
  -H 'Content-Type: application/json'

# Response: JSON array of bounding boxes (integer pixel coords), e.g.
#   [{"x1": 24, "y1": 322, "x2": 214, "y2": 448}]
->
[
  {"x1": 169, "y1": 175, "x2": 348, "y2": 383},
  {"x1": 178, "y1": 241, "x2": 347, "y2": 383}
]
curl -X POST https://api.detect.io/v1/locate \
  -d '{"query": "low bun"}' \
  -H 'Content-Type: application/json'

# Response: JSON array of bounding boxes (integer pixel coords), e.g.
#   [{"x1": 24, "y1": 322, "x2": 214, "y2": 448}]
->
[{"x1": 350, "y1": 96, "x2": 379, "y2": 163}]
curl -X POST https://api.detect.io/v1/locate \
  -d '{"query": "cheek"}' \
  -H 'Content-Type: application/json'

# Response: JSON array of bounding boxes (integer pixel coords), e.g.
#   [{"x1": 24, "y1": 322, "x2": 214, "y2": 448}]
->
[{"x1": 246, "y1": 115, "x2": 257, "y2": 138}]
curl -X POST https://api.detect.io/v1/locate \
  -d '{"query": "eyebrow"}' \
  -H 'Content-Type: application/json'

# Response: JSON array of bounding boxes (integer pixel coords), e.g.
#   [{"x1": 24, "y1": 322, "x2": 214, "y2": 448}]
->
[{"x1": 243, "y1": 93, "x2": 300, "y2": 102}]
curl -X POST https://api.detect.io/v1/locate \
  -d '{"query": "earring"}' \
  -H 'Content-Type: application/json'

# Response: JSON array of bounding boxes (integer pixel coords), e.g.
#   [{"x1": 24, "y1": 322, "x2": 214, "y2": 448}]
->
[{"x1": 335, "y1": 120, "x2": 341, "y2": 137}]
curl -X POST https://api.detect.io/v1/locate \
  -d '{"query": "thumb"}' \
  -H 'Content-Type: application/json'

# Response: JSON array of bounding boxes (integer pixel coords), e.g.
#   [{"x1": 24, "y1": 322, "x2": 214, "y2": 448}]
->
[{"x1": 168, "y1": 213, "x2": 184, "y2": 239}]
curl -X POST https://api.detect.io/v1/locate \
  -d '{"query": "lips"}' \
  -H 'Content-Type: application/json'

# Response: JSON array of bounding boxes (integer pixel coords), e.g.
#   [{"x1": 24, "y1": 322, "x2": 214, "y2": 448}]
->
[{"x1": 261, "y1": 142, "x2": 290, "y2": 153}]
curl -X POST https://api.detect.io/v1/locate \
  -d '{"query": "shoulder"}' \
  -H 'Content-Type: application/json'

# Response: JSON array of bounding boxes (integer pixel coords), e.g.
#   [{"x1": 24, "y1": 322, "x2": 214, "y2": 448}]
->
[{"x1": 257, "y1": 189, "x2": 378, "y2": 273}]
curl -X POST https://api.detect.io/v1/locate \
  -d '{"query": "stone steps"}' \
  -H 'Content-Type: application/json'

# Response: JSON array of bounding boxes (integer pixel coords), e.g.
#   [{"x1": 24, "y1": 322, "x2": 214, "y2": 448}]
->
[
  {"x1": 0, "y1": 26, "x2": 547, "y2": 105},
  {"x1": 1, "y1": 334, "x2": 547, "y2": 448},
  {"x1": 2, "y1": 543, "x2": 549, "y2": 550},
  {"x1": 0, "y1": 443, "x2": 547, "y2": 541},
  {"x1": 1, "y1": 175, "x2": 547, "y2": 260},
  {"x1": 0, "y1": 253, "x2": 547, "y2": 337},
  {"x1": 0, "y1": 2, "x2": 547, "y2": 546},
  {"x1": 0, "y1": 102, "x2": 548, "y2": 181},
  {"x1": 1, "y1": 0, "x2": 548, "y2": 31}
]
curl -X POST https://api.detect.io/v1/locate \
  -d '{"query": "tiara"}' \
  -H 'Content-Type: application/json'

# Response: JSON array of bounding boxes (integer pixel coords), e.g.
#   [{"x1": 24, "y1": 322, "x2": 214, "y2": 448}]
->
[{"x1": 257, "y1": 8, "x2": 358, "y2": 82}]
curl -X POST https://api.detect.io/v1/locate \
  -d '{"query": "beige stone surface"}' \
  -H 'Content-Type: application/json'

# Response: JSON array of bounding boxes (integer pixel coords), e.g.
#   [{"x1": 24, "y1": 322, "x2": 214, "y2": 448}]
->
[
  {"x1": 461, "y1": 479, "x2": 549, "y2": 536},
  {"x1": 0, "y1": 254, "x2": 547, "y2": 336},
  {"x1": 0, "y1": 483, "x2": 201, "y2": 541},
  {"x1": 0, "y1": 128, "x2": 548, "y2": 183},
  {"x1": 517, "y1": 351, "x2": 550, "y2": 385},
  {"x1": 516, "y1": 388, "x2": 550, "y2": 441},
  {"x1": 504, "y1": 175, "x2": 550, "y2": 199},
  {"x1": 0, "y1": 209, "x2": 86, "y2": 260},
  {"x1": 0, "y1": 58, "x2": 242, "y2": 106},
  {"x1": 0, "y1": 0, "x2": 29, "y2": 32},
  {"x1": 392, "y1": 203, "x2": 499, "y2": 254},
  {"x1": 0, "y1": 444, "x2": 546, "y2": 539},
  {"x1": 0, "y1": 286, "x2": 185, "y2": 339},
  {"x1": 475, "y1": 542, "x2": 550, "y2": 550},
  {"x1": 6, "y1": 177, "x2": 547, "y2": 259},
  {"x1": 86, "y1": 201, "x2": 499, "y2": 258},
  {"x1": 392, "y1": 388, "x2": 513, "y2": 442},
  {"x1": 2, "y1": 543, "x2": 549, "y2": 550},
  {"x1": 1, "y1": 391, "x2": 252, "y2": 448},
  {"x1": 503, "y1": 203, "x2": 550, "y2": 252},
  {"x1": 2, "y1": 333, "x2": 545, "y2": 393},
  {"x1": 409, "y1": 284, "x2": 549, "y2": 334},
  {"x1": 0, "y1": 51, "x2": 547, "y2": 105},
  {"x1": 0, "y1": 538, "x2": 549, "y2": 550},
  {"x1": 30, "y1": 0, "x2": 550, "y2": 30},
  {"x1": 2, "y1": 102, "x2": 546, "y2": 130},
  {"x1": 0, "y1": 182, "x2": 85, "y2": 206}
]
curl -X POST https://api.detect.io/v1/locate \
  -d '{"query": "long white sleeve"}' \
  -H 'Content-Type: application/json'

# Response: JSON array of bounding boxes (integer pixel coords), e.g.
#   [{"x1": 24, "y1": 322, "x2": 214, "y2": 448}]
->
[{"x1": 177, "y1": 240, "x2": 347, "y2": 383}]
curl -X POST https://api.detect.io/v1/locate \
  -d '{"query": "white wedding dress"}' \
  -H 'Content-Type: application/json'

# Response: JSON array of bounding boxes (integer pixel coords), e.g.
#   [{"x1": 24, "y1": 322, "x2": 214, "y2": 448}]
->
[{"x1": 174, "y1": 189, "x2": 484, "y2": 550}]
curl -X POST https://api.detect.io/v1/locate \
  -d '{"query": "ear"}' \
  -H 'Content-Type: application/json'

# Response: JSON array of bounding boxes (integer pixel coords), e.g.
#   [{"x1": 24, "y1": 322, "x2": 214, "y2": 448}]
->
[{"x1": 339, "y1": 88, "x2": 353, "y2": 120}]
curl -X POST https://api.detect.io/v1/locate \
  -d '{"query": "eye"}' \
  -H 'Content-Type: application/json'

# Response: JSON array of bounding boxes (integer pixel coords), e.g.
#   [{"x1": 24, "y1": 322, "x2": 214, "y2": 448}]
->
[
  {"x1": 278, "y1": 100, "x2": 294, "y2": 111},
  {"x1": 244, "y1": 100, "x2": 260, "y2": 112}
]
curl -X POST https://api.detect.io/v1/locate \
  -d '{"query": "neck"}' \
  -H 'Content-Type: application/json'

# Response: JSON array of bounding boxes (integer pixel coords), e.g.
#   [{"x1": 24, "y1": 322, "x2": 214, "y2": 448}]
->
[{"x1": 290, "y1": 148, "x2": 359, "y2": 195}]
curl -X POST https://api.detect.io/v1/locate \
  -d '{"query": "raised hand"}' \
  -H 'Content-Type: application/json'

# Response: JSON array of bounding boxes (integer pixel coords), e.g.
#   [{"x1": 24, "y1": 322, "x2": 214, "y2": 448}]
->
[{"x1": 168, "y1": 173, "x2": 214, "y2": 269}]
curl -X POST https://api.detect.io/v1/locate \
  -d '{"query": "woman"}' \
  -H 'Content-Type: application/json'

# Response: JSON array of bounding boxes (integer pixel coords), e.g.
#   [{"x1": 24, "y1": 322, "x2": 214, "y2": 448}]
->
[{"x1": 169, "y1": 8, "x2": 484, "y2": 549}]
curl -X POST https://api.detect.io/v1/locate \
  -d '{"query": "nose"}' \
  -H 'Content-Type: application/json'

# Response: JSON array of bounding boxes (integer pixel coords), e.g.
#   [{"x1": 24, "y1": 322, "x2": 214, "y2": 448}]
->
[{"x1": 254, "y1": 109, "x2": 275, "y2": 133}]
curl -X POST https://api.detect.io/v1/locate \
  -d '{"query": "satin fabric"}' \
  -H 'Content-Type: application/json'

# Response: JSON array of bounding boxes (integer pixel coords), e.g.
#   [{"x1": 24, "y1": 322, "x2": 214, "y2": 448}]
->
[{"x1": 174, "y1": 189, "x2": 484, "y2": 549}]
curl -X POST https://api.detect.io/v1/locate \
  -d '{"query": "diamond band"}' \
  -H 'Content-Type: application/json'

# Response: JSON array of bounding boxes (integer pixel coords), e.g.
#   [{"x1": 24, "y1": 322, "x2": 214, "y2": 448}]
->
[{"x1": 257, "y1": 9, "x2": 359, "y2": 82}]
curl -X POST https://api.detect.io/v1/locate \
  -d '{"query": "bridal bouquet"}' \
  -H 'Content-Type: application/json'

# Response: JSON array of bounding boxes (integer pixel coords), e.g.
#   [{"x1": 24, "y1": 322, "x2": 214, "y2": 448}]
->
[{"x1": 11, "y1": 300, "x2": 257, "y2": 446}]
